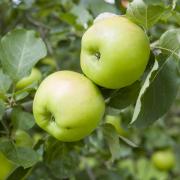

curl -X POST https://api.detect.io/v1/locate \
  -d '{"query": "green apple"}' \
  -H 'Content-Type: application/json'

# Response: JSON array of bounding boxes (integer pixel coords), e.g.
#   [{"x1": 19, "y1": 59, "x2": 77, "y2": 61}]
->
[
  {"x1": 33, "y1": 71, "x2": 105, "y2": 142},
  {"x1": 16, "y1": 68, "x2": 42, "y2": 90},
  {"x1": 81, "y1": 13, "x2": 150, "y2": 89},
  {"x1": 0, "y1": 152, "x2": 15, "y2": 180},
  {"x1": 151, "y1": 149, "x2": 175, "y2": 171},
  {"x1": 41, "y1": 57, "x2": 57, "y2": 68},
  {"x1": 105, "y1": 115, "x2": 128, "y2": 136}
]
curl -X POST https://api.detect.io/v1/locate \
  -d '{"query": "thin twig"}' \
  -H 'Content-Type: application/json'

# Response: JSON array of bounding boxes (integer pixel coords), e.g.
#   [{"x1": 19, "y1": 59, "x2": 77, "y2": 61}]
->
[{"x1": 25, "y1": 13, "x2": 50, "y2": 30}]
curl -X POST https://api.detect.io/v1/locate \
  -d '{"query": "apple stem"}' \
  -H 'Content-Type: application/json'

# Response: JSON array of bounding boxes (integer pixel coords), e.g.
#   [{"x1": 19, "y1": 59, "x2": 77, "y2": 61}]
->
[{"x1": 50, "y1": 115, "x2": 55, "y2": 122}]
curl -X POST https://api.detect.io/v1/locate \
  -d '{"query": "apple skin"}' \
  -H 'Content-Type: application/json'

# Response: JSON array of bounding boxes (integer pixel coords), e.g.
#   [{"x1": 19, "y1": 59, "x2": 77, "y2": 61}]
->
[
  {"x1": 81, "y1": 14, "x2": 150, "y2": 89},
  {"x1": 16, "y1": 68, "x2": 42, "y2": 90},
  {"x1": 152, "y1": 150, "x2": 175, "y2": 171},
  {"x1": 0, "y1": 152, "x2": 15, "y2": 180},
  {"x1": 33, "y1": 71, "x2": 105, "y2": 142}
]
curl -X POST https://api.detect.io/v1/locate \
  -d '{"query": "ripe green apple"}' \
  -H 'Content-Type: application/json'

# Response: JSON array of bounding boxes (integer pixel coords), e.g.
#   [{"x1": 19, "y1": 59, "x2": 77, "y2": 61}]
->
[
  {"x1": 16, "y1": 68, "x2": 42, "y2": 90},
  {"x1": 105, "y1": 115, "x2": 128, "y2": 136},
  {"x1": 81, "y1": 13, "x2": 150, "y2": 89},
  {"x1": 0, "y1": 152, "x2": 15, "y2": 180},
  {"x1": 33, "y1": 71, "x2": 105, "y2": 142},
  {"x1": 151, "y1": 149, "x2": 175, "y2": 171}
]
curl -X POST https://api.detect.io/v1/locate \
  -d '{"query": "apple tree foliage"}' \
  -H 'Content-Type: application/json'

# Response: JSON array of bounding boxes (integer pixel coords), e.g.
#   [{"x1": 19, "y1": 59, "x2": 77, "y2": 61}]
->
[{"x1": 0, "y1": 0, "x2": 179, "y2": 179}]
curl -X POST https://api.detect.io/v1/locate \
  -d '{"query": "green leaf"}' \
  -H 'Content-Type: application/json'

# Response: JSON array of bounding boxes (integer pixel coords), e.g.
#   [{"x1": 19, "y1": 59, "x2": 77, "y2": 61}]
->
[
  {"x1": 6, "y1": 167, "x2": 32, "y2": 180},
  {"x1": 26, "y1": 163, "x2": 53, "y2": 180},
  {"x1": 131, "y1": 60, "x2": 159, "y2": 124},
  {"x1": 144, "y1": 126, "x2": 175, "y2": 150},
  {"x1": 44, "y1": 137, "x2": 80, "y2": 179},
  {"x1": 70, "y1": 5, "x2": 93, "y2": 29},
  {"x1": 0, "y1": 29, "x2": 47, "y2": 82},
  {"x1": 0, "y1": 100, "x2": 5, "y2": 121},
  {"x1": 126, "y1": 0, "x2": 166, "y2": 29},
  {"x1": 108, "y1": 82, "x2": 140, "y2": 109},
  {"x1": 158, "y1": 29, "x2": 180, "y2": 59},
  {"x1": 102, "y1": 124, "x2": 121, "y2": 161},
  {"x1": 15, "y1": 0, "x2": 35, "y2": 9},
  {"x1": 14, "y1": 130, "x2": 34, "y2": 148},
  {"x1": 80, "y1": 0, "x2": 118, "y2": 17},
  {"x1": 11, "y1": 108, "x2": 35, "y2": 130},
  {"x1": 131, "y1": 55, "x2": 180, "y2": 127},
  {"x1": 118, "y1": 158, "x2": 135, "y2": 175},
  {"x1": 59, "y1": 13, "x2": 77, "y2": 27},
  {"x1": 0, "y1": 139, "x2": 41, "y2": 168},
  {"x1": 119, "y1": 135, "x2": 138, "y2": 148},
  {"x1": 0, "y1": 69, "x2": 12, "y2": 94},
  {"x1": 172, "y1": 11, "x2": 180, "y2": 25},
  {"x1": 15, "y1": 92, "x2": 29, "y2": 101},
  {"x1": 143, "y1": 0, "x2": 172, "y2": 7},
  {"x1": 14, "y1": 87, "x2": 35, "y2": 101},
  {"x1": 136, "y1": 158, "x2": 168, "y2": 180}
]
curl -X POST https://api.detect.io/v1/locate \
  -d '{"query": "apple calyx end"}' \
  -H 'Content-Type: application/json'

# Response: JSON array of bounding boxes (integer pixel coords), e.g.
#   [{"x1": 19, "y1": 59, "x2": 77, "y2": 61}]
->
[{"x1": 94, "y1": 52, "x2": 101, "y2": 60}]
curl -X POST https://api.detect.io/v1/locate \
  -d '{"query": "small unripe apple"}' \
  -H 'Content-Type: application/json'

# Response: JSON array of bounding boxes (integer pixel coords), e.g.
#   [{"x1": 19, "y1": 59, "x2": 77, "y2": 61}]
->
[
  {"x1": 105, "y1": 115, "x2": 128, "y2": 136},
  {"x1": 41, "y1": 57, "x2": 57, "y2": 68},
  {"x1": 0, "y1": 152, "x2": 15, "y2": 180},
  {"x1": 81, "y1": 13, "x2": 150, "y2": 89},
  {"x1": 16, "y1": 68, "x2": 42, "y2": 90},
  {"x1": 151, "y1": 149, "x2": 175, "y2": 171},
  {"x1": 33, "y1": 71, "x2": 105, "y2": 142}
]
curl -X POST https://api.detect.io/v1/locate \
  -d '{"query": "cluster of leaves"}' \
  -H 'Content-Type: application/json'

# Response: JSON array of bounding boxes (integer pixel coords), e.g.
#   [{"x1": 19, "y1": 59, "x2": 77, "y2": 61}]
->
[{"x1": 0, "y1": 0, "x2": 179, "y2": 179}]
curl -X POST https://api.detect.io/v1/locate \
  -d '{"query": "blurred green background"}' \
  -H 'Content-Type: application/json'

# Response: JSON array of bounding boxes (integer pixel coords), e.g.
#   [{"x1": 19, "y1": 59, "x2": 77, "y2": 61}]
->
[{"x1": 0, "y1": 0, "x2": 180, "y2": 179}]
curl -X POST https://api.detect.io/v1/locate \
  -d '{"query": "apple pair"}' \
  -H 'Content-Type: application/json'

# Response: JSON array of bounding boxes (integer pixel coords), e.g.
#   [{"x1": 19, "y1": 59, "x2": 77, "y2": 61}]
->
[{"x1": 33, "y1": 13, "x2": 150, "y2": 142}]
